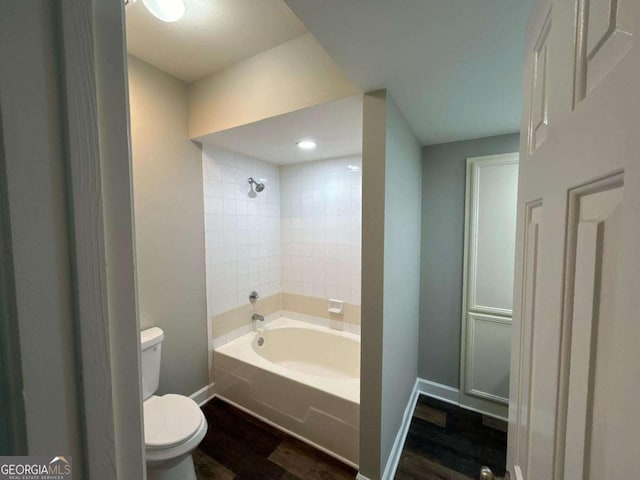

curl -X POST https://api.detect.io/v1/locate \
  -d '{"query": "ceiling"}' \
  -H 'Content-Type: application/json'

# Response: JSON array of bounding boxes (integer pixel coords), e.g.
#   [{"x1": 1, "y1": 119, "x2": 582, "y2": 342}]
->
[
  {"x1": 126, "y1": 0, "x2": 307, "y2": 82},
  {"x1": 284, "y1": 0, "x2": 533, "y2": 145},
  {"x1": 195, "y1": 95, "x2": 363, "y2": 165}
]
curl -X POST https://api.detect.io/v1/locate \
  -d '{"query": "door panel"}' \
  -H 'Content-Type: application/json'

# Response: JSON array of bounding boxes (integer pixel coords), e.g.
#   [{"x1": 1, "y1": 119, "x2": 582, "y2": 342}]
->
[
  {"x1": 461, "y1": 154, "x2": 518, "y2": 420},
  {"x1": 508, "y1": 0, "x2": 639, "y2": 478},
  {"x1": 466, "y1": 312, "x2": 512, "y2": 403},
  {"x1": 560, "y1": 175, "x2": 623, "y2": 480},
  {"x1": 574, "y1": 0, "x2": 633, "y2": 101},
  {"x1": 529, "y1": 9, "x2": 552, "y2": 153},
  {"x1": 467, "y1": 157, "x2": 519, "y2": 315},
  {"x1": 512, "y1": 202, "x2": 543, "y2": 480}
]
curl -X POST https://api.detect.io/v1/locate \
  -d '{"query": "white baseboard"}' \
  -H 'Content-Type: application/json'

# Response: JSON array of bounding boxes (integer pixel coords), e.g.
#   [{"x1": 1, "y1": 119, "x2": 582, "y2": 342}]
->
[
  {"x1": 416, "y1": 378, "x2": 508, "y2": 421},
  {"x1": 380, "y1": 378, "x2": 421, "y2": 480},
  {"x1": 514, "y1": 466, "x2": 525, "y2": 480},
  {"x1": 190, "y1": 382, "x2": 216, "y2": 407},
  {"x1": 370, "y1": 378, "x2": 462, "y2": 480},
  {"x1": 416, "y1": 378, "x2": 460, "y2": 405}
]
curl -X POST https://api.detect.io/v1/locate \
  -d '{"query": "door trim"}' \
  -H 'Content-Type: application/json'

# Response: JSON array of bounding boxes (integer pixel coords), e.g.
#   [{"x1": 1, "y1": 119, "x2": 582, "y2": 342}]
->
[
  {"x1": 0, "y1": 0, "x2": 144, "y2": 475},
  {"x1": 57, "y1": 0, "x2": 145, "y2": 477},
  {"x1": 460, "y1": 153, "x2": 518, "y2": 419},
  {"x1": 0, "y1": 101, "x2": 27, "y2": 455}
]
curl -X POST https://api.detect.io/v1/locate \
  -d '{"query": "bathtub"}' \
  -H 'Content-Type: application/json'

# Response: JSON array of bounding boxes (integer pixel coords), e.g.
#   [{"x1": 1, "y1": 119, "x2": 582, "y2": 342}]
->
[{"x1": 213, "y1": 317, "x2": 360, "y2": 466}]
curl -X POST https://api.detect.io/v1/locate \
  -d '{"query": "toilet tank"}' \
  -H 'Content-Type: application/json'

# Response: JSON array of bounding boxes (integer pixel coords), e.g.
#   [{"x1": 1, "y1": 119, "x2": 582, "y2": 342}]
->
[{"x1": 140, "y1": 327, "x2": 164, "y2": 400}]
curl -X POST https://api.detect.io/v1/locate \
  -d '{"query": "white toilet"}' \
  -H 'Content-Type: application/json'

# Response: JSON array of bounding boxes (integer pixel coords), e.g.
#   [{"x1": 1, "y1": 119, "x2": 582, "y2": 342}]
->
[{"x1": 141, "y1": 327, "x2": 208, "y2": 480}]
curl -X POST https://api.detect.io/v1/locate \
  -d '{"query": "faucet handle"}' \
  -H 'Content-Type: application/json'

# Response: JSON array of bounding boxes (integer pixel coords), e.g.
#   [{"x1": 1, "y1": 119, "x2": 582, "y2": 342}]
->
[{"x1": 249, "y1": 291, "x2": 259, "y2": 303}]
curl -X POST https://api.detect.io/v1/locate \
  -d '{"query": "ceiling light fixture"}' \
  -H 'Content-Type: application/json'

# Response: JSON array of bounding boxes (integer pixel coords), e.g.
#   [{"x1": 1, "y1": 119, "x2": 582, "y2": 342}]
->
[
  {"x1": 296, "y1": 140, "x2": 317, "y2": 150},
  {"x1": 142, "y1": 0, "x2": 185, "y2": 22}
]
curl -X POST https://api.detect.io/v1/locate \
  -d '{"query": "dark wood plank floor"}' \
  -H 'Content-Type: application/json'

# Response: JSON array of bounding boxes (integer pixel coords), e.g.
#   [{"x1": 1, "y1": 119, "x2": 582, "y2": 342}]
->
[
  {"x1": 395, "y1": 395, "x2": 507, "y2": 480},
  {"x1": 195, "y1": 395, "x2": 506, "y2": 480},
  {"x1": 195, "y1": 398, "x2": 358, "y2": 480}
]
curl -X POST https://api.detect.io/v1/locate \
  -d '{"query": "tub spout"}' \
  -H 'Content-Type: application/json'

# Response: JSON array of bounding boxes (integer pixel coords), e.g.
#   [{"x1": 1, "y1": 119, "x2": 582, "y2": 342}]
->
[{"x1": 252, "y1": 313, "x2": 264, "y2": 322}]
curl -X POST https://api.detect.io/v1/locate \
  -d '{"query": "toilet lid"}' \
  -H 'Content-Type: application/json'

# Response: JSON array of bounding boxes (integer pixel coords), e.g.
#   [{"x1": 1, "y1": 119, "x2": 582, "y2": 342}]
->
[{"x1": 144, "y1": 394, "x2": 204, "y2": 449}]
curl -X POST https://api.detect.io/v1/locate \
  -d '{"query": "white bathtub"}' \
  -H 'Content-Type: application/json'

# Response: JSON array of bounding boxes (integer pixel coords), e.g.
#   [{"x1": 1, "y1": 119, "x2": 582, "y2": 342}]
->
[{"x1": 213, "y1": 317, "x2": 360, "y2": 466}]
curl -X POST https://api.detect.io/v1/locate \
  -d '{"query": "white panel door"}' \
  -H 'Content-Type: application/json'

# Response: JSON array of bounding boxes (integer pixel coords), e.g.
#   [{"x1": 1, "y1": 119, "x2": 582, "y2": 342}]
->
[
  {"x1": 466, "y1": 312, "x2": 512, "y2": 403},
  {"x1": 467, "y1": 155, "x2": 520, "y2": 315},
  {"x1": 507, "y1": 0, "x2": 640, "y2": 479},
  {"x1": 461, "y1": 154, "x2": 518, "y2": 419}
]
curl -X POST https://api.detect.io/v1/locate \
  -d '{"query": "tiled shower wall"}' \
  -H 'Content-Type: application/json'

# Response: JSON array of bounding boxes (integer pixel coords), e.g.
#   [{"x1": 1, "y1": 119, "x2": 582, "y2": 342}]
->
[
  {"x1": 202, "y1": 145, "x2": 281, "y2": 317},
  {"x1": 280, "y1": 156, "x2": 362, "y2": 306},
  {"x1": 203, "y1": 147, "x2": 362, "y2": 345}
]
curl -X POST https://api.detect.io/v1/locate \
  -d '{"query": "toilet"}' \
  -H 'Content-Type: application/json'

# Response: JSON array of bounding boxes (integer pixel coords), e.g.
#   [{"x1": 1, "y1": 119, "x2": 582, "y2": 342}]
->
[{"x1": 141, "y1": 327, "x2": 208, "y2": 480}]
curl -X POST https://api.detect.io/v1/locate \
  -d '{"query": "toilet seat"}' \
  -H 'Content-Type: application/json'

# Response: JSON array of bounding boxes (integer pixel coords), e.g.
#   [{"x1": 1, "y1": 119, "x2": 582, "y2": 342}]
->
[{"x1": 144, "y1": 394, "x2": 204, "y2": 450}]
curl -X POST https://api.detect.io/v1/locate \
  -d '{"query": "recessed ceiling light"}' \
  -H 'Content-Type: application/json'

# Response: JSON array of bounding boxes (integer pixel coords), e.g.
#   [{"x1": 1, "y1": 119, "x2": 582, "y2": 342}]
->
[
  {"x1": 142, "y1": 0, "x2": 185, "y2": 22},
  {"x1": 296, "y1": 140, "x2": 317, "y2": 150}
]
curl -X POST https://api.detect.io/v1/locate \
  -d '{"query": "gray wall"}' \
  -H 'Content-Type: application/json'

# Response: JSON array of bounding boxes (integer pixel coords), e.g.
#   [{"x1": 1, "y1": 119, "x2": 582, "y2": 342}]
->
[
  {"x1": 419, "y1": 133, "x2": 519, "y2": 388},
  {"x1": 128, "y1": 56, "x2": 209, "y2": 396},
  {"x1": 360, "y1": 91, "x2": 422, "y2": 479},
  {"x1": 381, "y1": 96, "x2": 423, "y2": 472}
]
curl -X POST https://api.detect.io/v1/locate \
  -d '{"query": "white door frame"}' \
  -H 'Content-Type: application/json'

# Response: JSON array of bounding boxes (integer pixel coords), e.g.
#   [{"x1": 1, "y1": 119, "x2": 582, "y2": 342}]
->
[
  {"x1": 0, "y1": 0, "x2": 144, "y2": 477},
  {"x1": 460, "y1": 152, "x2": 519, "y2": 420},
  {"x1": 60, "y1": 0, "x2": 145, "y2": 476}
]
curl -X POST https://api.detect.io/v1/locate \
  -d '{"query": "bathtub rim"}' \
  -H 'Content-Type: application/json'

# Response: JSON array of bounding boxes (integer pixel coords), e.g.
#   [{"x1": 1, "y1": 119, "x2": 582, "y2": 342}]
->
[{"x1": 214, "y1": 317, "x2": 361, "y2": 404}]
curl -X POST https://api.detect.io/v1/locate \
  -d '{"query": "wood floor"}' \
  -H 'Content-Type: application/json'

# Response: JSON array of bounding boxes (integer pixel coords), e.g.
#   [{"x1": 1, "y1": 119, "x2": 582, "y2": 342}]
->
[
  {"x1": 395, "y1": 395, "x2": 507, "y2": 480},
  {"x1": 195, "y1": 395, "x2": 506, "y2": 480},
  {"x1": 194, "y1": 397, "x2": 357, "y2": 480}
]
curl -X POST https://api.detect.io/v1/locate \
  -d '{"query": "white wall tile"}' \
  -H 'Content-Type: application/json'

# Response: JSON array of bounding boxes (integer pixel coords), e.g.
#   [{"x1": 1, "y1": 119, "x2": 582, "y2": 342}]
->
[
  {"x1": 203, "y1": 145, "x2": 281, "y2": 317},
  {"x1": 204, "y1": 146, "x2": 362, "y2": 345},
  {"x1": 280, "y1": 156, "x2": 362, "y2": 306}
]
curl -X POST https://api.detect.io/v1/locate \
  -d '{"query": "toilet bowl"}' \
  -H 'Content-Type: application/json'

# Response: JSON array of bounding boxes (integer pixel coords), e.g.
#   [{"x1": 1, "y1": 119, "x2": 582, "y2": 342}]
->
[
  {"x1": 141, "y1": 328, "x2": 208, "y2": 480},
  {"x1": 144, "y1": 394, "x2": 208, "y2": 480}
]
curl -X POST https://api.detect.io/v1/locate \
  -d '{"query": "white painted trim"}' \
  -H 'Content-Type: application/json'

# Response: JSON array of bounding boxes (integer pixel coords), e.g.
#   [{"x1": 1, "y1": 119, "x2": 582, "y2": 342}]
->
[
  {"x1": 456, "y1": 400, "x2": 508, "y2": 422},
  {"x1": 53, "y1": 0, "x2": 146, "y2": 476},
  {"x1": 1, "y1": 0, "x2": 143, "y2": 475},
  {"x1": 93, "y1": 0, "x2": 146, "y2": 475},
  {"x1": 460, "y1": 153, "x2": 518, "y2": 421},
  {"x1": 381, "y1": 379, "x2": 420, "y2": 480},
  {"x1": 416, "y1": 378, "x2": 508, "y2": 421},
  {"x1": 466, "y1": 313, "x2": 511, "y2": 405},
  {"x1": 416, "y1": 378, "x2": 460, "y2": 405},
  {"x1": 190, "y1": 382, "x2": 216, "y2": 407},
  {"x1": 464, "y1": 153, "x2": 520, "y2": 317},
  {"x1": 214, "y1": 394, "x2": 359, "y2": 470},
  {"x1": 59, "y1": 1, "x2": 119, "y2": 475}
]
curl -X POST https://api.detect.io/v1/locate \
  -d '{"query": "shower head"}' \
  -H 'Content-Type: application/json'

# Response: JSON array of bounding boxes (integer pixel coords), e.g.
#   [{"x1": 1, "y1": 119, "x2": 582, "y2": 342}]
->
[{"x1": 248, "y1": 177, "x2": 265, "y2": 195}]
